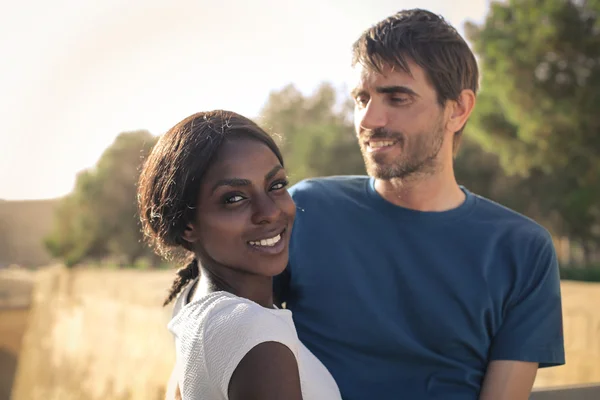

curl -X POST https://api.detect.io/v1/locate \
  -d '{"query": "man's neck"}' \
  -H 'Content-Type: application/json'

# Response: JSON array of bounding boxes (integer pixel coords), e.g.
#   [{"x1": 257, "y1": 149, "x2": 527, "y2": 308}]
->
[{"x1": 374, "y1": 167, "x2": 465, "y2": 212}]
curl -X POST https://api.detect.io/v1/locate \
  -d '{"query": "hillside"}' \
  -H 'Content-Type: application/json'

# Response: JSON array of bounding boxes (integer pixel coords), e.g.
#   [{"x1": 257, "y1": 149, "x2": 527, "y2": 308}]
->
[{"x1": 0, "y1": 198, "x2": 61, "y2": 268}]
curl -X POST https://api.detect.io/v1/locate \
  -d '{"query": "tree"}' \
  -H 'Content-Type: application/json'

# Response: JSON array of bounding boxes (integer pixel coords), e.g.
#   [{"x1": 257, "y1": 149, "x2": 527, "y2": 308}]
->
[
  {"x1": 258, "y1": 83, "x2": 365, "y2": 183},
  {"x1": 465, "y1": 0, "x2": 600, "y2": 249},
  {"x1": 258, "y1": 82, "x2": 547, "y2": 230},
  {"x1": 45, "y1": 131, "x2": 159, "y2": 267}
]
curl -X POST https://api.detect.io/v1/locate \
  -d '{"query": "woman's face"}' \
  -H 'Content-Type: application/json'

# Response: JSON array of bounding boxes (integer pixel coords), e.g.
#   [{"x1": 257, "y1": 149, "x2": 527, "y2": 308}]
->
[{"x1": 187, "y1": 137, "x2": 295, "y2": 277}]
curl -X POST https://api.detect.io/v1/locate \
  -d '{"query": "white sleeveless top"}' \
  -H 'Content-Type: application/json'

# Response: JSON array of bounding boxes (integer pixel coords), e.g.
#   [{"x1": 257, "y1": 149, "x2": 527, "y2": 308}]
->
[{"x1": 168, "y1": 279, "x2": 341, "y2": 400}]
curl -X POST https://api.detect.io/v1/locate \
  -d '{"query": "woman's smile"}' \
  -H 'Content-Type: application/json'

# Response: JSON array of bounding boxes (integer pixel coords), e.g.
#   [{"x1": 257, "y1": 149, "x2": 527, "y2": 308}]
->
[{"x1": 247, "y1": 227, "x2": 289, "y2": 255}]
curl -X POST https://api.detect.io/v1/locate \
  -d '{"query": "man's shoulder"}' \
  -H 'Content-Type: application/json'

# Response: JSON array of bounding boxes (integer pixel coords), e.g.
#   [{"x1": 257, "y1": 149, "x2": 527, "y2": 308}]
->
[
  {"x1": 288, "y1": 175, "x2": 369, "y2": 200},
  {"x1": 469, "y1": 191, "x2": 553, "y2": 248}
]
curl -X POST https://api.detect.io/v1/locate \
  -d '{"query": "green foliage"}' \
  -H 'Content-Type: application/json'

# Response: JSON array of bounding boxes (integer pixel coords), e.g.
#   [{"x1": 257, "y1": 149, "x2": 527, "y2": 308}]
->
[
  {"x1": 258, "y1": 82, "x2": 561, "y2": 232},
  {"x1": 560, "y1": 265, "x2": 600, "y2": 282},
  {"x1": 46, "y1": 1, "x2": 600, "y2": 267},
  {"x1": 455, "y1": 138, "x2": 532, "y2": 213},
  {"x1": 258, "y1": 83, "x2": 365, "y2": 183},
  {"x1": 465, "y1": 0, "x2": 600, "y2": 245},
  {"x1": 45, "y1": 131, "x2": 160, "y2": 267}
]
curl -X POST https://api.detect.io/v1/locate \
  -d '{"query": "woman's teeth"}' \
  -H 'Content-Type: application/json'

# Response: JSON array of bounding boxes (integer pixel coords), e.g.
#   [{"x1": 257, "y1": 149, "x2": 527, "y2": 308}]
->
[
  {"x1": 369, "y1": 140, "x2": 396, "y2": 149},
  {"x1": 249, "y1": 234, "x2": 282, "y2": 247}
]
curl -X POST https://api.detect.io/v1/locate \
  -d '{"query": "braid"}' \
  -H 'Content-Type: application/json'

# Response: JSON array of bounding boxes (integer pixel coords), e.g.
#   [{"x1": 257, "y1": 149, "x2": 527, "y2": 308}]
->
[{"x1": 163, "y1": 258, "x2": 199, "y2": 307}]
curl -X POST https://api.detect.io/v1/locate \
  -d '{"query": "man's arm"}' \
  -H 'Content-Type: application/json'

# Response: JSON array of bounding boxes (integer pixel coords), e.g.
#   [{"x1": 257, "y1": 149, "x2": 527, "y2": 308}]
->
[
  {"x1": 479, "y1": 360, "x2": 538, "y2": 400},
  {"x1": 482, "y1": 229, "x2": 564, "y2": 398}
]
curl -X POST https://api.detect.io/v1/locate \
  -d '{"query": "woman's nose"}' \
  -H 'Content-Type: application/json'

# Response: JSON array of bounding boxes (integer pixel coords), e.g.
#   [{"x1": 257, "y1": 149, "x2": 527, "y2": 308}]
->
[{"x1": 251, "y1": 195, "x2": 281, "y2": 225}]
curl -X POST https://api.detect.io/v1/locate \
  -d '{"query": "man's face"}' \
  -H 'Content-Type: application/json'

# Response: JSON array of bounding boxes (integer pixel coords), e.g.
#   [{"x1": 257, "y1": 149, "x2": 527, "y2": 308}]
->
[{"x1": 351, "y1": 60, "x2": 451, "y2": 180}]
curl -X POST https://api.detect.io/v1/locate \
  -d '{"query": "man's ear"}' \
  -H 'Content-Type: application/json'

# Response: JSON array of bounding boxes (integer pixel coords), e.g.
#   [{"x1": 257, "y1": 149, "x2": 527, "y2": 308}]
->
[
  {"x1": 182, "y1": 223, "x2": 198, "y2": 244},
  {"x1": 446, "y1": 89, "x2": 476, "y2": 133}
]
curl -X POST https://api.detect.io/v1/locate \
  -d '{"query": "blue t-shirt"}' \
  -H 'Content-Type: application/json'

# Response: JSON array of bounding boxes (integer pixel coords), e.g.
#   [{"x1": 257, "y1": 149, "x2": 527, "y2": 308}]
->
[{"x1": 274, "y1": 176, "x2": 564, "y2": 400}]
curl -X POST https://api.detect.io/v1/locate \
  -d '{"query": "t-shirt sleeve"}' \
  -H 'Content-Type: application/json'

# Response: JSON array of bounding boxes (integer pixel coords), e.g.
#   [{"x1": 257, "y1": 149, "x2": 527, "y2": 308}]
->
[
  {"x1": 202, "y1": 300, "x2": 299, "y2": 397},
  {"x1": 489, "y1": 230, "x2": 565, "y2": 367}
]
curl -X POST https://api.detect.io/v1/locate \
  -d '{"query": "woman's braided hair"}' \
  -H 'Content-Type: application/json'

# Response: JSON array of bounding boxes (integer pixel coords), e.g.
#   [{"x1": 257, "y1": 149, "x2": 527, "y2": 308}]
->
[
  {"x1": 137, "y1": 110, "x2": 284, "y2": 306},
  {"x1": 162, "y1": 258, "x2": 199, "y2": 307}
]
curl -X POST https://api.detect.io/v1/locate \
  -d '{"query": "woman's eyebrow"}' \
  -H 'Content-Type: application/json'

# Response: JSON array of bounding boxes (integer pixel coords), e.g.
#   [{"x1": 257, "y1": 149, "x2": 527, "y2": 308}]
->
[
  {"x1": 211, "y1": 178, "x2": 251, "y2": 193},
  {"x1": 210, "y1": 165, "x2": 283, "y2": 194},
  {"x1": 265, "y1": 165, "x2": 283, "y2": 181}
]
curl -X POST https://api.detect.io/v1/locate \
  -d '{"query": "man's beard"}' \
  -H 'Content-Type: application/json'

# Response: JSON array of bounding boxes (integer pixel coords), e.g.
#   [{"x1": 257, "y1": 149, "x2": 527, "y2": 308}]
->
[{"x1": 359, "y1": 121, "x2": 445, "y2": 181}]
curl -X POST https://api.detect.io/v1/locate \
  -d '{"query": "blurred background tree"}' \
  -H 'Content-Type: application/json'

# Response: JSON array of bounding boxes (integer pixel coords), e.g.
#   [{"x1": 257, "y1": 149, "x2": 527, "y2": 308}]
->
[
  {"x1": 37, "y1": 0, "x2": 600, "y2": 270},
  {"x1": 465, "y1": 0, "x2": 600, "y2": 262},
  {"x1": 44, "y1": 131, "x2": 159, "y2": 267},
  {"x1": 258, "y1": 82, "x2": 544, "y2": 230},
  {"x1": 259, "y1": 82, "x2": 366, "y2": 182}
]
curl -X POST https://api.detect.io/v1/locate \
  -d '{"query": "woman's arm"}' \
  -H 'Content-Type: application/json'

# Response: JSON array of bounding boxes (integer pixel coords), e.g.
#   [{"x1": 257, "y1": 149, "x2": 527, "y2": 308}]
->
[{"x1": 228, "y1": 341, "x2": 303, "y2": 400}]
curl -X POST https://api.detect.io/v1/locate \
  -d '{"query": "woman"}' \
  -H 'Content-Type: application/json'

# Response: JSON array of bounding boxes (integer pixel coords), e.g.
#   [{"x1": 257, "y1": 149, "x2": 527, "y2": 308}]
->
[{"x1": 137, "y1": 110, "x2": 341, "y2": 400}]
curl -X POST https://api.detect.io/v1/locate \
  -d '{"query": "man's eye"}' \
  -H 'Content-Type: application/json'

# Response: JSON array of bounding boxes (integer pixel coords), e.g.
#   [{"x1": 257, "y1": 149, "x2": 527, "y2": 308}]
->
[
  {"x1": 224, "y1": 194, "x2": 245, "y2": 204},
  {"x1": 355, "y1": 96, "x2": 369, "y2": 105},
  {"x1": 391, "y1": 97, "x2": 408, "y2": 104}
]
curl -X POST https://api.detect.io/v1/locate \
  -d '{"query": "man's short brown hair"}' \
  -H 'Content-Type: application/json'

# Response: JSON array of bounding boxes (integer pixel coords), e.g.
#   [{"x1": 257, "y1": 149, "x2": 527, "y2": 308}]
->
[{"x1": 352, "y1": 9, "x2": 479, "y2": 152}]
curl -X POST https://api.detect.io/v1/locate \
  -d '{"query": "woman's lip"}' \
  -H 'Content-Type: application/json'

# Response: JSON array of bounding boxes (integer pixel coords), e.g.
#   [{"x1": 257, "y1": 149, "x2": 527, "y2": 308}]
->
[
  {"x1": 246, "y1": 228, "x2": 287, "y2": 255},
  {"x1": 248, "y1": 227, "x2": 287, "y2": 243}
]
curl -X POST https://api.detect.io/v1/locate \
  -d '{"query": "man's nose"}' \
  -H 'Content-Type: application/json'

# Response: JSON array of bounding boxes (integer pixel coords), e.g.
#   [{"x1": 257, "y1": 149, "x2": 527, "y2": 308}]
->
[{"x1": 357, "y1": 100, "x2": 388, "y2": 132}]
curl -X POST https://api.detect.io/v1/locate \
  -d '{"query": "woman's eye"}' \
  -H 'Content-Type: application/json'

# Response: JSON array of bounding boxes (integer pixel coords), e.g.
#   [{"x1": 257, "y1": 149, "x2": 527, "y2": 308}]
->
[
  {"x1": 271, "y1": 180, "x2": 289, "y2": 191},
  {"x1": 224, "y1": 194, "x2": 245, "y2": 204}
]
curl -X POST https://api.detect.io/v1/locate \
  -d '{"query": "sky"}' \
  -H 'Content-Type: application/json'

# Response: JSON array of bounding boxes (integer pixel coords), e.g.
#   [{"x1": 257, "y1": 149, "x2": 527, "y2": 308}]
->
[{"x1": 0, "y1": 0, "x2": 491, "y2": 200}]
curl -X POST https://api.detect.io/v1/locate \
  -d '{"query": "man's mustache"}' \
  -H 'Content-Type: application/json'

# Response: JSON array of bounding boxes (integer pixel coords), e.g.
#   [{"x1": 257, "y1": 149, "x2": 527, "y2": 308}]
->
[{"x1": 361, "y1": 128, "x2": 404, "y2": 142}]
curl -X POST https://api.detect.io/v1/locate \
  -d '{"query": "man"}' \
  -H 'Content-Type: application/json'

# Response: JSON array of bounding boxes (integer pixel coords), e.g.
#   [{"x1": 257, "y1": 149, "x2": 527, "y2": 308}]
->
[{"x1": 274, "y1": 9, "x2": 565, "y2": 400}]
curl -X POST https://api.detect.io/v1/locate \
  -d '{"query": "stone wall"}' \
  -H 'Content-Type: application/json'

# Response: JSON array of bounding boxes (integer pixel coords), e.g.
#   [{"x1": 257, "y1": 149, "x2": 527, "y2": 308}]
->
[
  {"x1": 11, "y1": 266, "x2": 176, "y2": 400},
  {"x1": 10, "y1": 267, "x2": 600, "y2": 399},
  {"x1": 534, "y1": 281, "x2": 600, "y2": 388},
  {"x1": 0, "y1": 267, "x2": 35, "y2": 400}
]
